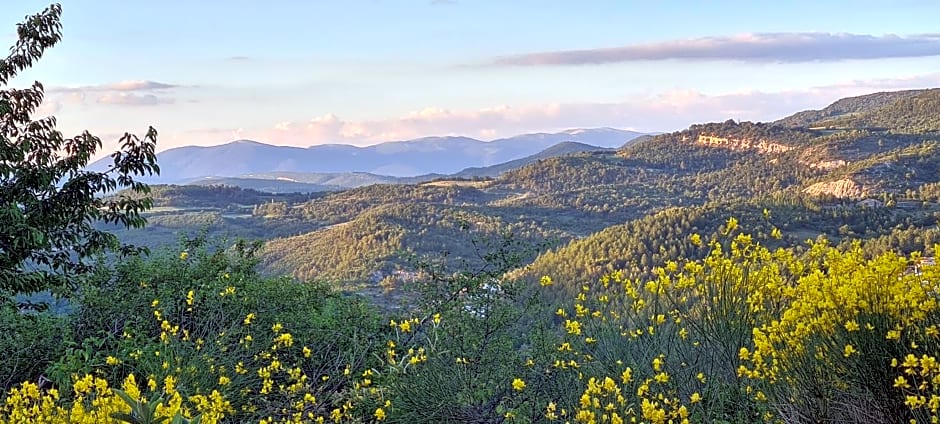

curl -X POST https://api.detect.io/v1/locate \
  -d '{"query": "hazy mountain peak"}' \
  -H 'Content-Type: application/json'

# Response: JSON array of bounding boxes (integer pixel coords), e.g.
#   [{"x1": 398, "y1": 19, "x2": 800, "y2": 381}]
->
[{"x1": 93, "y1": 128, "x2": 647, "y2": 183}]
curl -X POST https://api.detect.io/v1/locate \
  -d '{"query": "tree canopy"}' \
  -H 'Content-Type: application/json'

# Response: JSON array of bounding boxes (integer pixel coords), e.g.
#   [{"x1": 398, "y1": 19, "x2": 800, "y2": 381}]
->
[{"x1": 0, "y1": 4, "x2": 159, "y2": 299}]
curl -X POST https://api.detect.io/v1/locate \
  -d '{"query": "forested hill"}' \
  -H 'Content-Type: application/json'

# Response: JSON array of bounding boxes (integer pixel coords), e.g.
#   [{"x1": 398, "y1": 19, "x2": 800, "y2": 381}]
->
[
  {"x1": 113, "y1": 88, "x2": 940, "y2": 297},
  {"x1": 814, "y1": 89, "x2": 940, "y2": 132},
  {"x1": 774, "y1": 89, "x2": 927, "y2": 128}
]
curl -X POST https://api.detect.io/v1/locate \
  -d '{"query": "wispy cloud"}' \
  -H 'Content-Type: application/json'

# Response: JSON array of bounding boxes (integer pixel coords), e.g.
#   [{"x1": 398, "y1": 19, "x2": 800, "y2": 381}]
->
[
  {"x1": 35, "y1": 99, "x2": 60, "y2": 116},
  {"x1": 173, "y1": 98, "x2": 761, "y2": 147},
  {"x1": 165, "y1": 72, "x2": 940, "y2": 149},
  {"x1": 822, "y1": 72, "x2": 940, "y2": 91},
  {"x1": 49, "y1": 80, "x2": 179, "y2": 93},
  {"x1": 491, "y1": 33, "x2": 940, "y2": 66},
  {"x1": 45, "y1": 79, "x2": 180, "y2": 107},
  {"x1": 96, "y1": 93, "x2": 174, "y2": 106},
  {"x1": 106, "y1": 80, "x2": 178, "y2": 91}
]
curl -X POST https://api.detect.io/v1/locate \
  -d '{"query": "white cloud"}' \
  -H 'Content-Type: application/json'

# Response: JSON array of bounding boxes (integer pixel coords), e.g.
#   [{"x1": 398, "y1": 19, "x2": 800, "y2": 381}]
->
[
  {"x1": 49, "y1": 80, "x2": 179, "y2": 93},
  {"x1": 35, "y1": 99, "x2": 60, "y2": 116},
  {"x1": 96, "y1": 93, "x2": 174, "y2": 106},
  {"x1": 105, "y1": 80, "x2": 178, "y2": 91},
  {"x1": 165, "y1": 73, "x2": 940, "y2": 149},
  {"x1": 44, "y1": 80, "x2": 180, "y2": 107},
  {"x1": 491, "y1": 33, "x2": 940, "y2": 66}
]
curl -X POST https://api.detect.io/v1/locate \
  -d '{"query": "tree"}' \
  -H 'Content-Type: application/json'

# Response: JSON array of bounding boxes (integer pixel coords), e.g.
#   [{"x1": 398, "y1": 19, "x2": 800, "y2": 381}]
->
[{"x1": 0, "y1": 4, "x2": 159, "y2": 301}]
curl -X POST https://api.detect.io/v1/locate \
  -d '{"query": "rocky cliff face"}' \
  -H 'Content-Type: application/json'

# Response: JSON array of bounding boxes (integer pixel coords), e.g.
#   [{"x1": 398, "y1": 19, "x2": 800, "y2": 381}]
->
[
  {"x1": 802, "y1": 177, "x2": 866, "y2": 198},
  {"x1": 695, "y1": 134, "x2": 793, "y2": 154},
  {"x1": 805, "y1": 159, "x2": 848, "y2": 171}
]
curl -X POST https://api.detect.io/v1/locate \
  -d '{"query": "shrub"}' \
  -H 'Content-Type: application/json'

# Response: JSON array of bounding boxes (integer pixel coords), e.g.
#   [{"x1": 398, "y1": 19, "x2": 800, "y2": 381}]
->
[
  {"x1": 43, "y1": 236, "x2": 385, "y2": 422},
  {"x1": 551, "y1": 224, "x2": 940, "y2": 424},
  {"x1": 0, "y1": 306, "x2": 71, "y2": 390}
]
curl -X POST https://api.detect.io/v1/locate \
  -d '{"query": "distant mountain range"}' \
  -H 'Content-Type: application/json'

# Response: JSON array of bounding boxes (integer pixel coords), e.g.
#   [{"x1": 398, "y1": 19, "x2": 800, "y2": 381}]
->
[
  {"x1": 187, "y1": 141, "x2": 616, "y2": 192},
  {"x1": 91, "y1": 128, "x2": 646, "y2": 184}
]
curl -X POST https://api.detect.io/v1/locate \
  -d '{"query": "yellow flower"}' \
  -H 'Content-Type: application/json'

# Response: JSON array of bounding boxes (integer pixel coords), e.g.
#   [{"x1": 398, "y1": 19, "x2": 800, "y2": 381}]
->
[
  {"x1": 433, "y1": 313, "x2": 441, "y2": 324},
  {"x1": 512, "y1": 378, "x2": 526, "y2": 391},
  {"x1": 105, "y1": 356, "x2": 121, "y2": 366},
  {"x1": 652, "y1": 357, "x2": 663, "y2": 371},
  {"x1": 243, "y1": 313, "x2": 255, "y2": 325},
  {"x1": 303, "y1": 346, "x2": 312, "y2": 358},
  {"x1": 690, "y1": 392, "x2": 702, "y2": 403},
  {"x1": 540, "y1": 275, "x2": 553, "y2": 287},
  {"x1": 564, "y1": 320, "x2": 582, "y2": 335},
  {"x1": 179, "y1": 251, "x2": 189, "y2": 260},
  {"x1": 894, "y1": 375, "x2": 911, "y2": 389},
  {"x1": 621, "y1": 368, "x2": 633, "y2": 383},
  {"x1": 843, "y1": 344, "x2": 857, "y2": 357},
  {"x1": 274, "y1": 332, "x2": 294, "y2": 348},
  {"x1": 218, "y1": 375, "x2": 231, "y2": 386},
  {"x1": 375, "y1": 407, "x2": 387, "y2": 421},
  {"x1": 724, "y1": 217, "x2": 739, "y2": 234}
]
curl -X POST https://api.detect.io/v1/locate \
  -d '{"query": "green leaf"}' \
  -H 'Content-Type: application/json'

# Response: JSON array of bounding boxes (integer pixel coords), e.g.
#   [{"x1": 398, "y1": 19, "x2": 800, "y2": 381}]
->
[{"x1": 109, "y1": 412, "x2": 140, "y2": 424}]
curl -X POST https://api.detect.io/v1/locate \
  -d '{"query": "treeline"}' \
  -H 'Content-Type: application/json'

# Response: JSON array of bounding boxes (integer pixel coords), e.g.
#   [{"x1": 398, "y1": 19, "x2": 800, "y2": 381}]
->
[
  {"x1": 117, "y1": 184, "x2": 318, "y2": 209},
  {"x1": 819, "y1": 89, "x2": 940, "y2": 133},
  {"x1": 260, "y1": 203, "x2": 566, "y2": 287},
  {"x1": 775, "y1": 89, "x2": 924, "y2": 128},
  {"x1": 522, "y1": 196, "x2": 938, "y2": 293},
  {"x1": 287, "y1": 184, "x2": 493, "y2": 224}
]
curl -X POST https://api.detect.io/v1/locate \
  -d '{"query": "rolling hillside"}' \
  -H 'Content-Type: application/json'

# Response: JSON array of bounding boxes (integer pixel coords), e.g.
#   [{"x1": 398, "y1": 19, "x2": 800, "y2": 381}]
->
[
  {"x1": 110, "y1": 88, "x2": 940, "y2": 296},
  {"x1": 775, "y1": 89, "x2": 926, "y2": 128}
]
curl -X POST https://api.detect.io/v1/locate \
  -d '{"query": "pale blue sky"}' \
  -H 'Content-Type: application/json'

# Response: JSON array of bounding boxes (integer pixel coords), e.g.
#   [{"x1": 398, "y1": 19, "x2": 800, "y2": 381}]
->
[{"x1": 3, "y1": 1, "x2": 940, "y2": 151}]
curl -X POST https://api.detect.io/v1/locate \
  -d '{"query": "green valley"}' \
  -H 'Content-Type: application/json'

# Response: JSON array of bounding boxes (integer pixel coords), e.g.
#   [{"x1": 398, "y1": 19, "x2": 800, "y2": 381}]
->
[{"x1": 103, "y1": 89, "x2": 940, "y2": 305}]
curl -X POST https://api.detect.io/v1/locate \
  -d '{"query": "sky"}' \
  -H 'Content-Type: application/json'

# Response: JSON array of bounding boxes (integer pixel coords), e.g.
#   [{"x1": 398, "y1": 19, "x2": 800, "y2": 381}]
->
[{"x1": 3, "y1": 0, "x2": 940, "y2": 154}]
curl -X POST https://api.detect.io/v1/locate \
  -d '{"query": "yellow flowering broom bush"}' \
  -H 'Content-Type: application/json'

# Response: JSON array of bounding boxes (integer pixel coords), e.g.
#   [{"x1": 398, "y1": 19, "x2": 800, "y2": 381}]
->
[
  {"x1": 4, "y1": 223, "x2": 940, "y2": 423},
  {"x1": 548, "y1": 221, "x2": 940, "y2": 424},
  {"x1": 2, "y1": 237, "x2": 386, "y2": 423},
  {"x1": 372, "y1": 233, "x2": 578, "y2": 423}
]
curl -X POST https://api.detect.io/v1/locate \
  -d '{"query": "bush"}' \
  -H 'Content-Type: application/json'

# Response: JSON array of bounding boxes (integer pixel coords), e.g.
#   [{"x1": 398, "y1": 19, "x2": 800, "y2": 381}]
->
[
  {"x1": 551, "y1": 224, "x2": 940, "y2": 424},
  {"x1": 4, "y1": 224, "x2": 940, "y2": 423},
  {"x1": 371, "y1": 234, "x2": 576, "y2": 423},
  {"x1": 0, "y1": 306, "x2": 71, "y2": 390},
  {"x1": 44, "y1": 236, "x2": 385, "y2": 422}
]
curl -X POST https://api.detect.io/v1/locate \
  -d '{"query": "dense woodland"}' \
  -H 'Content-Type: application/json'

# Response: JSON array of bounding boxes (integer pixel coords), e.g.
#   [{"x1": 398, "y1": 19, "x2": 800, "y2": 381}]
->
[{"x1": 96, "y1": 89, "x2": 940, "y2": 300}]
